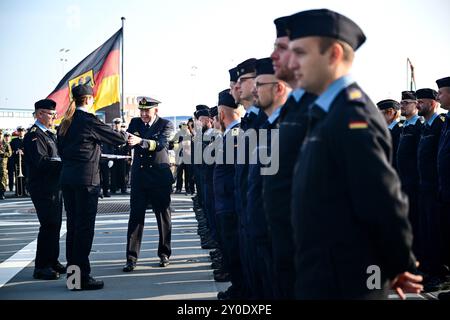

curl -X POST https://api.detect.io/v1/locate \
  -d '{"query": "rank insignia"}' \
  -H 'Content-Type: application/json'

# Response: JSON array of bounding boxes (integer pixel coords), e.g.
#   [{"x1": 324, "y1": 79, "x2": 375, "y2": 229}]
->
[{"x1": 348, "y1": 88, "x2": 363, "y2": 101}]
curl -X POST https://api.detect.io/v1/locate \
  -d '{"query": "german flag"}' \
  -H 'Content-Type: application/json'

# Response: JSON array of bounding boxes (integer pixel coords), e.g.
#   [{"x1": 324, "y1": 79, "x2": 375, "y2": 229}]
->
[{"x1": 48, "y1": 28, "x2": 122, "y2": 123}]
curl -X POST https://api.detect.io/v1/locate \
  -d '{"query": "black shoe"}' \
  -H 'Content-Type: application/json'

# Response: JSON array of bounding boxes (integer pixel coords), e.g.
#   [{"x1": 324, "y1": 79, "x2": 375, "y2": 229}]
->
[
  {"x1": 217, "y1": 290, "x2": 230, "y2": 300},
  {"x1": 159, "y1": 256, "x2": 170, "y2": 267},
  {"x1": 122, "y1": 261, "x2": 136, "y2": 272},
  {"x1": 33, "y1": 267, "x2": 59, "y2": 280},
  {"x1": 78, "y1": 276, "x2": 104, "y2": 290},
  {"x1": 0, "y1": 194, "x2": 5, "y2": 200},
  {"x1": 53, "y1": 262, "x2": 67, "y2": 274},
  {"x1": 202, "y1": 240, "x2": 219, "y2": 250},
  {"x1": 121, "y1": 190, "x2": 129, "y2": 195},
  {"x1": 103, "y1": 191, "x2": 111, "y2": 198},
  {"x1": 214, "y1": 272, "x2": 231, "y2": 282},
  {"x1": 211, "y1": 261, "x2": 222, "y2": 269}
]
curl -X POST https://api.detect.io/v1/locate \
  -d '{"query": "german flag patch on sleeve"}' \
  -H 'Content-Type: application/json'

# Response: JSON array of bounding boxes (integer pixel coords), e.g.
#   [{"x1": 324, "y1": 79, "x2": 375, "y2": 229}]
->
[{"x1": 349, "y1": 121, "x2": 368, "y2": 130}]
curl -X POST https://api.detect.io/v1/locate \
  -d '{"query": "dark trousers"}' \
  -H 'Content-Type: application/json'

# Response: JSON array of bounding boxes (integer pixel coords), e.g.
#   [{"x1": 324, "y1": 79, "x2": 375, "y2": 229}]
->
[
  {"x1": 176, "y1": 163, "x2": 195, "y2": 194},
  {"x1": 99, "y1": 162, "x2": 110, "y2": 194},
  {"x1": 111, "y1": 159, "x2": 127, "y2": 192},
  {"x1": 419, "y1": 190, "x2": 443, "y2": 275},
  {"x1": 217, "y1": 212, "x2": 244, "y2": 292},
  {"x1": 175, "y1": 163, "x2": 187, "y2": 191},
  {"x1": 270, "y1": 211, "x2": 296, "y2": 299},
  {"x1": 126, "y1": 184, "x2": 172, "y2": 261},
  {"x1": 30, "y1": 188, "x2": 63, "y2": 269},
  {"x1": 256, "y1": 239, "x2": 274, "y2": 300},
  {"x1": 440, "y1": 201, "x2": 450, "y2": 267},
  {"x1": 404, "y1": 184, "x2": 422, "y2": 261},
  {"x1": 204, "y1": 179, "x2": 217, "y2": 242},
  {"x1": 62, "y1": 184, "x2": 100, "y2": 281},
  {"x1": 7, "y1": 160, "x2": 14, "y2": 191}
]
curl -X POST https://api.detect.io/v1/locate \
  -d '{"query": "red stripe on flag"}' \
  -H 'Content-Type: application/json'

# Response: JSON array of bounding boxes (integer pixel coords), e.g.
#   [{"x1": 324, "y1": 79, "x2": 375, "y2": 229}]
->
[
  {"x1": 48, "y1": 87, "x2": 70, "y2": 120},
  {"x1": 93, "y1": 49, "x2": 120, "y2": 93}
]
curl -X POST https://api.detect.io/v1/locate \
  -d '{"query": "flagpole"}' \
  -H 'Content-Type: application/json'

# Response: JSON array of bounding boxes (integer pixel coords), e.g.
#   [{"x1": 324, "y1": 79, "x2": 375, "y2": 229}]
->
[{"x1": 121, "y1": 17, "x2": 126, "y2": 122}]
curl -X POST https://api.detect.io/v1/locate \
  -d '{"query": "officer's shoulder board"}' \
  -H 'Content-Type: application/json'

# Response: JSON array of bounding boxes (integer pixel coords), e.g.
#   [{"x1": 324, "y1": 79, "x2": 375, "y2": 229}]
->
[
  {"x1": 30, "y1": 126, "x2": 37, "y2": 133},
  {"x1": 439, "y1": 114, "x2": 446, "y2": 123},
  {"x1": 346, "y1": 87, "x2": 366, "y2": 106}
]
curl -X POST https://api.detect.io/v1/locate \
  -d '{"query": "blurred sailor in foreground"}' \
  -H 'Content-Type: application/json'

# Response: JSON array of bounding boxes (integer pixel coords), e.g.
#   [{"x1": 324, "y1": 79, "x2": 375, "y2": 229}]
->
[{"x1": 288, "y1": 8, "x2": 422, "y2": 299}]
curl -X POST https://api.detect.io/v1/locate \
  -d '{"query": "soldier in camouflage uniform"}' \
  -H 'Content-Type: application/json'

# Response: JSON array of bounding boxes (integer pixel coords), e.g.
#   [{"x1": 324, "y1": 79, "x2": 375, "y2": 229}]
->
[{"x1": 0, "y1": 130, "x2": 13, "y2": 199}]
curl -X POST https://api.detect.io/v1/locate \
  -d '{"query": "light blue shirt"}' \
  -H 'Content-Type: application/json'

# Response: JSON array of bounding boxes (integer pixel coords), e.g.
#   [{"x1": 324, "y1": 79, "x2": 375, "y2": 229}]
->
[
  {"x1": 245, "y1": 105, "x2": 259, "y2": 116},
  {"x1": 427, "y1": 113, "x2": 439, "y2": 126},
  {"x1": 404, "y1": 114, "x2": 420, "y2": 127},
  {"x1": 388, "y1": 119, "x2": 400, "y2": 130},
  {"x1": 290, "y1": 88, "x2": 306, "y2": 103},
  {"x1": 224, "y1": 119, "x2": 241, "y2": 136},
  {"x1": 35, "y1": 120, "x2": 49, "y2": 133},
  {"x1": 267, "y1": 107, "x2": 281, "y2": 124},
  {"x1": 315, "y1": 75, "x2": 356, "y2": 113}
]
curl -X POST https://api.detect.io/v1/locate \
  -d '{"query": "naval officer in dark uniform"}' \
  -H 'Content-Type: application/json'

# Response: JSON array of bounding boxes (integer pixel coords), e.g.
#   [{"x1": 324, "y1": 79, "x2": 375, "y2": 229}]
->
[
  {"x1": 288, "y1": 9, "x2": 422, "y2": 299},
  {"x1": 247, "y1": 57, "x2": 290, "y2": 299},
  {"x1": 263, "y1": 15, "x2": 317, "y2": 299},
  {"x1": 415, "y1": 88, "x2": 446, "y2": 288},
  {"x1": 214, "y1": 89, "x2": 245, "y2": 300},
  {"x1": 123, "y1": 96, "x2": 175, "y2": 271},
  {"x1": 397, "y1": 90, "x2": 424, "y2": 261},
  {"x1": 436, "y1": 77, "x2": 450, "y2": 301},
  {"x1": 58, "y1": 84, "x2": 127, "y2": 290},
  {"x1": 377, "y1": 99, "x2": 403, "y2": 171},
  {"x1": 24, "y1": 99, "x2": 65, "y2": 280}
]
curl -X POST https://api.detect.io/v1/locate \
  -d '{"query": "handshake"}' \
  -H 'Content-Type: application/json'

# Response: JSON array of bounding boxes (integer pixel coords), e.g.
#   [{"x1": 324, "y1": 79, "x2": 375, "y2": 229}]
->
[{"x1": 126, "y1": 132, "x2": 141, "y2": 147}]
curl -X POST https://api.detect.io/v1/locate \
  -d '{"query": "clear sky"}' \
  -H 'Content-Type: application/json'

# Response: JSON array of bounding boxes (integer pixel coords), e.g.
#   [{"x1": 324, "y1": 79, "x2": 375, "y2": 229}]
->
[{"x1": 1, "y1": 0, "x2": 449, "y2": 117}]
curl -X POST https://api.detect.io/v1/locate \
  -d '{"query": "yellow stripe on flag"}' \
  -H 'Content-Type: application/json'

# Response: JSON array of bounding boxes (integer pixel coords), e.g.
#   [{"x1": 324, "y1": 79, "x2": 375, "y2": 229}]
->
[{"x1": 92, "y1": 74, "x2": 120, "y2": 113}]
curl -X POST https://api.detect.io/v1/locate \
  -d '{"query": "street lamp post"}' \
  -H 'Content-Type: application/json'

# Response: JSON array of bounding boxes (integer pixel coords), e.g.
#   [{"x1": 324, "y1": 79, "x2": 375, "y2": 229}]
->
[{"x1": 59, "y1": 48, "x2": 70, "y2": 76}]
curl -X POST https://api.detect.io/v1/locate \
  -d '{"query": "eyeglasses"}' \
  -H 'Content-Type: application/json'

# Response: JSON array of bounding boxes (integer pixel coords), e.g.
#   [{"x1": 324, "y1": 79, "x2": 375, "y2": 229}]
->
[
  {"x1": 237, "y1": 76, "x2": 256, "y2": 84},
  {"x1": 255, "y1": 81, "x2": 279, "y2": 88},
  {"x1": 41, "y1": 111, "x2": 57, "y2": 117},
  {"x1": 400, "y1": 100, "x2": 416, "y2": 106}
]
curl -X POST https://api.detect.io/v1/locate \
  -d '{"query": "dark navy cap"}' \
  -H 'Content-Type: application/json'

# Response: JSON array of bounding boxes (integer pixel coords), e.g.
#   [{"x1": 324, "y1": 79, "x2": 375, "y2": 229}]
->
[
  {"x1": 274, "y1": 16, "x2": 289, "y2": 38},
  {"x1": 218, "y1": 89, "x2": 238, "y2": 109},
  {"x1": 286, "y1": 9, "x2": 366, "y2": 51},
  {"x1": 72, "y1": 84, "x2": 94, "y2": 99},
  {"x1": 416, "y1": 88, "x2": 438, "y2": 100},
  {"x1": 137, "y1": 96, "x2": 161, "y2": 109},
  {"x1": 196, "y1": 104, "x2": 209, "y2": 111},
  {"x1": 377, "y1": 99, "x2": 400, "y2": 111},
  {"x1": 436, "y1": 77, "x2": 450, "y2": 89},
  {"x1": 401, "y1": 91, "x2": 417, "y2": 101},
  {"x1": 194, "y1": 105, "x2": 210, "y2": 119},
  {"x1": 34, "y1": 99, "x2": 56, "y2": 110},
  {"x1": 255, "y1": 57, "x2": 275, "y2": 76},
  {"x1": 236, "y1": 58, "x2": 257, "y2": 78},
  {"x1": 210, "y1": 106, "x2": 218, "y2": 118},
  {"x1": 229, "y1": 67, "x2": 239, "y2": 83}
]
